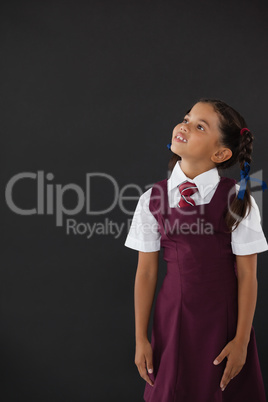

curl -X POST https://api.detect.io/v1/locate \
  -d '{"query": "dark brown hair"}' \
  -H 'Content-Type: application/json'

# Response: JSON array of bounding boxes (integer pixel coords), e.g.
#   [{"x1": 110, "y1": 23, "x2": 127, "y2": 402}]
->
[{"x1": 168, "y1": 98, "x2": 254, "y2": 233}]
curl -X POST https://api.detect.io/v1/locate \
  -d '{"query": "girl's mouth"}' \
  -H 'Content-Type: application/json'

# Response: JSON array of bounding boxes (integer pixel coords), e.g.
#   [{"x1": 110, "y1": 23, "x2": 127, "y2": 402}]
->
[{"x1": 174, "y1": 135, "x2": 188, "y2": 143}]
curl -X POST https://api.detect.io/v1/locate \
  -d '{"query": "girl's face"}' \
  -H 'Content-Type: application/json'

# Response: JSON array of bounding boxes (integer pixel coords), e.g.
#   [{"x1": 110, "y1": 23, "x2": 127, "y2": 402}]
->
[{"x1": 171, "y1": 102, "x2": 223, "y2": 164}]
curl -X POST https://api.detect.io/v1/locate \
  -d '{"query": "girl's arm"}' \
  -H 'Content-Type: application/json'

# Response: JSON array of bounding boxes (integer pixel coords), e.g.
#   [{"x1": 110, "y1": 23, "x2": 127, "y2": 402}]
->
[
  {"x1": 134, "y1": 250, "x2": 159, "y2": 341},
  {"x1": 134, "y1": 250, "x2": 159, "y2": 387},
  {"x1": 234, "y1": 253, "x2": 258, "y2": 346},
  {"x1": 214, "y1": 253, "x2": 258, "y2": 391}
]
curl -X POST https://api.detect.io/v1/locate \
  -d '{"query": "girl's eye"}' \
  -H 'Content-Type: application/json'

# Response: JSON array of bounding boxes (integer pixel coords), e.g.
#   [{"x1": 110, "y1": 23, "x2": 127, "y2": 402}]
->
[{"x1": 182, "y1": 118, "x2": 205, "y2": 131}]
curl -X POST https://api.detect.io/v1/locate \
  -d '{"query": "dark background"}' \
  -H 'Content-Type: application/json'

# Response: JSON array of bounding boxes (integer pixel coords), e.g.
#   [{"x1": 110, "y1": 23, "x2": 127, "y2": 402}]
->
[{"x1": 1, "y1": 0, "x2": 268, "y2": 400}]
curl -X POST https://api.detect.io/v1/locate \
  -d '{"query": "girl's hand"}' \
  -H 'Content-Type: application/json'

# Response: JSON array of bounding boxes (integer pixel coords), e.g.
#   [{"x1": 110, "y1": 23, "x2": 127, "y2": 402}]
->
[
  {"x1": 213, "y1": 338, "x2": 248, "y2": 391},
  {"x1": 135, "y1": 338, "x2": 154, "y2": 387}
]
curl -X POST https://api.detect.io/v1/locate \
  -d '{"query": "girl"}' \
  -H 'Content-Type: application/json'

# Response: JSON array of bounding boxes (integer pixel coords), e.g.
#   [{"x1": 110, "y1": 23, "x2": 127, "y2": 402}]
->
[{"x1": 124, "y1": 98, "x2": 268, "y2": 401}]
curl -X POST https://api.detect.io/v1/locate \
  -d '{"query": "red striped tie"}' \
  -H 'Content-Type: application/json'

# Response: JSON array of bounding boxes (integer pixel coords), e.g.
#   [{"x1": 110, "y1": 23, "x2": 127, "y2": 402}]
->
[{"x1": 178, "y1": 181, "x2": 199, "y2": 207}]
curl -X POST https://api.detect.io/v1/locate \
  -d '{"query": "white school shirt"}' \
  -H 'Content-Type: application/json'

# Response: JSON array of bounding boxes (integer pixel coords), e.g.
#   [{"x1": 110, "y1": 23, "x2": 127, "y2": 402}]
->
[{"x1": 124, "y1": 160, "x2": 268, "y2": 255}]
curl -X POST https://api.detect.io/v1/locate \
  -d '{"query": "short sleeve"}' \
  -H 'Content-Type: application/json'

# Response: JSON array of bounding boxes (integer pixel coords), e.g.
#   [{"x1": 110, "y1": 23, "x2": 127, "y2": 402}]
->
[
  {"x1": 231, "y1": 188, "x2": 268, "y2": 255},
  {"x1": 124, "y1": 188, "x2": 161, "y2": 252}
]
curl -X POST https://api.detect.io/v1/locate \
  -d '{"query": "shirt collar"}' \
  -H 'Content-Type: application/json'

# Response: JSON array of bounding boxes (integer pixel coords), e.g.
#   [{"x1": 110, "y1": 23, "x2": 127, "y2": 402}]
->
[{"x1": 168, "y1": 160, "x2": 221, "y2": 199}]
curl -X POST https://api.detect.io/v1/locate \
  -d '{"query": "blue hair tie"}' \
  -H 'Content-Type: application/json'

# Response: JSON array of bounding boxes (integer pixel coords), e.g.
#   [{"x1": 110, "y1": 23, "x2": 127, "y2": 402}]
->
[
  {"x1": 167, "y1": 142, "x2": 172, "y2": 151},
  {"x1": 237, "y1": 161, "x2": 268, "y2": 200}
]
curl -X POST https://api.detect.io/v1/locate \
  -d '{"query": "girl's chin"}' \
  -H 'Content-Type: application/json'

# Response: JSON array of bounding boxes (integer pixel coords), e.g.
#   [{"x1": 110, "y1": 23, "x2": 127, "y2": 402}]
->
[{"x1": 171, "y1": 150, "x2": 182, "y2": 157}]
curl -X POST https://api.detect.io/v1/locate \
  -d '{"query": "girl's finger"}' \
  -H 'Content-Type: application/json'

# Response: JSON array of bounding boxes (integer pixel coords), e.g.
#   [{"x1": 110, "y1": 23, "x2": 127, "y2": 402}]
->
[
  {"x1": 137, "y1": 362, "x2": 154, "y2": 387},
  {"x1": 230, "y1": 367, "x2": 242, "y2": 380},
  {"x1": 222, "y1": 365, "x2": 240, "y2": 390},
  {"x1": 220, "y1": 367, "x2": 235, "y2": 390},
  {"x1": 142, "y1": 369, "x2": 154, "y2": 386}
]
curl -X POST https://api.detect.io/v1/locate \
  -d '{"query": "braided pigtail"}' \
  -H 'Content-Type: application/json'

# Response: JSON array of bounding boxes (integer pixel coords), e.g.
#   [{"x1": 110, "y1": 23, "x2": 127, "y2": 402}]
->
[{"x1": 225, "y1": 128, "x2": 254, "y2": 232}]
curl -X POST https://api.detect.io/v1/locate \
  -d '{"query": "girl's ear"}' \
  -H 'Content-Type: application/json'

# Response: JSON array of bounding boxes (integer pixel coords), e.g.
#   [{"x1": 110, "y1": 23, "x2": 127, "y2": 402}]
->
[{"x1": 211, "y1": 148, "x2": 232, "y2": 163}]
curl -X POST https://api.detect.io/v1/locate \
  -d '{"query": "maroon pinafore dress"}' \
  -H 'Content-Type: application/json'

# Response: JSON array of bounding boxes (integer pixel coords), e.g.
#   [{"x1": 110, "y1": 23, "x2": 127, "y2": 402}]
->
[{"x1": 143, "y1": 176, "x2": 266, "y2": 402}]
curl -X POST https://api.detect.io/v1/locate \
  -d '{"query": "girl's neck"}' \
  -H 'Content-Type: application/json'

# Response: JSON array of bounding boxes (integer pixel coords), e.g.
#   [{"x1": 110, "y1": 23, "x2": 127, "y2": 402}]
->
[{"x1": 179, "y1": 159, "x2": 216, "y2": 180}]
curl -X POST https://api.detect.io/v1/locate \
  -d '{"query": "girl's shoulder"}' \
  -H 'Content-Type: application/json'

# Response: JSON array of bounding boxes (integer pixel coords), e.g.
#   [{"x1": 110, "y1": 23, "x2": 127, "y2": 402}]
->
[
  {"x1": 219, "y1": 176, "x2": 237, "y2": 199},
  {"x1": 137, "y1": 178, "x2": 168, "y2": 214},
  {"x1": 220, "y1": 176, "x2": 237, "y2": 186},
  {"x1": 140, "y1": 178, "x2": 167, "y2": 198}
]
